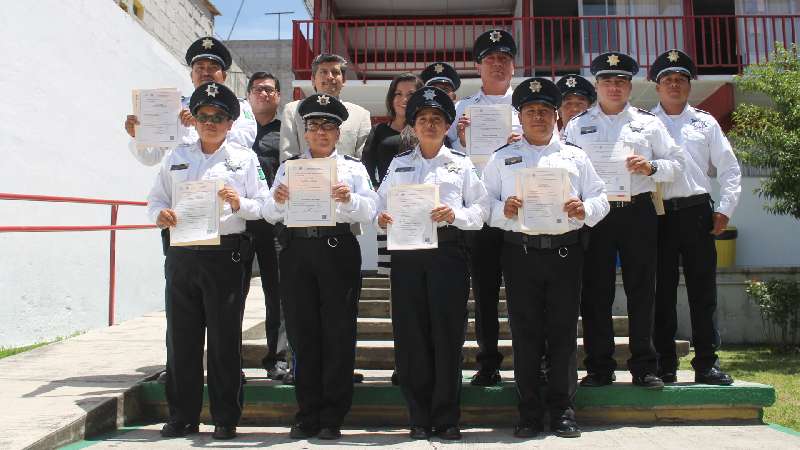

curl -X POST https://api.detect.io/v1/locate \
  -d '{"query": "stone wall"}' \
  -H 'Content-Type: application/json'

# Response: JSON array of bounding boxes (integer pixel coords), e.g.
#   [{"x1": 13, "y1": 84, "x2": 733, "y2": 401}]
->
[{"x1": 225, "y1": 40, "x2": 296, "y2": 107}]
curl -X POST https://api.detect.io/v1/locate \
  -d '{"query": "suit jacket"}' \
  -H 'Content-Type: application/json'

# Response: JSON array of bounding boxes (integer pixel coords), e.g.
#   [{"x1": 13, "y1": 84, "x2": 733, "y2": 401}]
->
[{"x1": 279, "y1": 98, "x2": 372, "y2": 161}]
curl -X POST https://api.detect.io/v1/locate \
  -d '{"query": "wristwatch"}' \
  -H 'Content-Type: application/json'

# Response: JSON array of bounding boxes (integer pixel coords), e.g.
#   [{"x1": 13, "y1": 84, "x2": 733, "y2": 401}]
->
[{"x1": 648, "y1": 161, "x2": 658, "y2": 176}]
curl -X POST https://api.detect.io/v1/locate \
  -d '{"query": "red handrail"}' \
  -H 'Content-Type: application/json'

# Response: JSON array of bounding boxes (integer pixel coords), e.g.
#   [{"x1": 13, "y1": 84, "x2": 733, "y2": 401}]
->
[{"x1": 0, "y1": 193, "x2": 157, "y2": 326}]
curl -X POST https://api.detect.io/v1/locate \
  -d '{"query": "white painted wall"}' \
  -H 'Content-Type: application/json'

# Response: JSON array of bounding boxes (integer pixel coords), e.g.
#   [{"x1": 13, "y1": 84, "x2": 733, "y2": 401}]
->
[{"x1": 0, "y1": 0, "x2": 194, "y2": 347}]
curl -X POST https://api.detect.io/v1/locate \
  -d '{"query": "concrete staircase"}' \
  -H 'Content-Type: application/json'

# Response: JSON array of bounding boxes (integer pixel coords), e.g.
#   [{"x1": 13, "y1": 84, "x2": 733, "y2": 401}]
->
[{"x1": 135, "y1": 276, "x2": 777, "y2": 427}]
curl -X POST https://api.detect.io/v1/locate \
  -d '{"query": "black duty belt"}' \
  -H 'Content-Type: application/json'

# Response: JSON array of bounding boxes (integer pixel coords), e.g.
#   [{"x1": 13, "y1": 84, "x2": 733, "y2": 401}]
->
[
  {"x1": 437, "y1": 225, "x2": 464, "y2": 243},
  {"x1": 504, "y1": 229, "x2": 581, "y2": 250},
  {"x1": 609, "y1": 192, "x2": 652, "y2": 209},
  {"x1": 181, "y1": 234, "x2": 246, "y2": 251},
  {"x1": 662, "y1": 193, "x2": 711, "y2": 212},
  {"x1": 290, "y1": 223, "x2": 353, "y2": 239}
]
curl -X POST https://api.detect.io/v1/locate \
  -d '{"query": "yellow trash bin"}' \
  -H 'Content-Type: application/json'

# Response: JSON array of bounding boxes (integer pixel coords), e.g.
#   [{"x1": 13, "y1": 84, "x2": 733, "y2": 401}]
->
[{"x1": 715, "y1": 226, "x2": 737, "y2": 268}]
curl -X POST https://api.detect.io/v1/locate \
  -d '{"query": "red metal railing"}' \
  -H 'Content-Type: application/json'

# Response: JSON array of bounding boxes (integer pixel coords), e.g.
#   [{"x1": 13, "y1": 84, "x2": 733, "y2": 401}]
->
[
  {"x1": 0, "y1": 193, "x2": 157, "y2": 326},
  {"x1": 292, "y1": 15, "x2": 800, "y2": 80}
]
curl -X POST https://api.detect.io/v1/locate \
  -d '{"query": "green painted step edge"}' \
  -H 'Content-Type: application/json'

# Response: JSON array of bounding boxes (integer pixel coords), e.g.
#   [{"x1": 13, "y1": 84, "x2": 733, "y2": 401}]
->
[
  {"x1": 139, "y1": 379, "x2": 775, "y2": 409},
  {"x1": 768, "y1": 423, "x2": 800, "y2": 437},
  {"x1": 58, "y1": 425, "x2": 142, "y2": 450}
]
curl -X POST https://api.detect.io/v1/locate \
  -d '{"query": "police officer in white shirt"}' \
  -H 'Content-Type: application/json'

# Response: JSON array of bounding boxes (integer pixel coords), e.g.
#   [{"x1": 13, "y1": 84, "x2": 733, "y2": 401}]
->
[
  {"x1": 564, "y1": 52, "x2": 686, "y2": 389},
  {"x1": 376, "y1": 87, "x2": 488, "y2": 441},
  {"x1": 483, "y1": 77, "x2": 608, "y2": 438},
  {"x1": 125, "y1": 36, "x2": 257, "y2": 166},
  {"x1": 649, "y1": 50, "x2": 740, "y2": 386},
  {"x1": 148, "y1": 82, "x2": 268, "y2": 441},
  {"x1": 447, "y1": 29, "x2": 522, "y2": 387},
  {"x1": 556, "y1": 74, "x2": 596, "y2": 140},
  {"x1": 262, "y1": 94, "x2": 377, "y2": 441},
  {"x1": 280, "y1": 54, "x2": 371, "y2": 161}
]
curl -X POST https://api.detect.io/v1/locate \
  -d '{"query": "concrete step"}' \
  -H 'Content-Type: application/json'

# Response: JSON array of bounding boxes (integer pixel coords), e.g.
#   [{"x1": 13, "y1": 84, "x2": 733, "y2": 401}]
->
[
  {"x1": 242, "y1": 316, "x2": 630, "y2": 340},
  {"x1": 137, "y1": 369, "x2": 775, "y2": 426},
  {"x1": 357, "y1": 299, "x2": 509, "y2": 318},
  {"x1": 360, "y1": 286, "x2": 506, "y2": 300},
  {"x1": 241, "y1": 337, "x2": 690, "y2": 371}
]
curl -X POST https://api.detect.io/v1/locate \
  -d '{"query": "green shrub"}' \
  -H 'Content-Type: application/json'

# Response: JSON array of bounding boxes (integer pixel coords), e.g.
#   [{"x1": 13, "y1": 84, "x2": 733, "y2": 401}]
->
[{"x1": 745, "y1": 279, "x2": 800, "y2": 352}]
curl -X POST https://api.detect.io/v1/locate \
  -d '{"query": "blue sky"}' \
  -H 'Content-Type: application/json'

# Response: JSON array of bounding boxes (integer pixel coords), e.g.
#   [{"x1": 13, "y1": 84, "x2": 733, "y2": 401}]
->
[{"x1": 212, "y1": 0, "x2": 311, "y2": 41}]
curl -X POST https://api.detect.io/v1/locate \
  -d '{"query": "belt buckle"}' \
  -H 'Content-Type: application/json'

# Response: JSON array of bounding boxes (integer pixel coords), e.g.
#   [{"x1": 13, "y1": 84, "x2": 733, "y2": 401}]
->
[{"x1": 540, "y1": 235, "x2": 552, "y2": 249}]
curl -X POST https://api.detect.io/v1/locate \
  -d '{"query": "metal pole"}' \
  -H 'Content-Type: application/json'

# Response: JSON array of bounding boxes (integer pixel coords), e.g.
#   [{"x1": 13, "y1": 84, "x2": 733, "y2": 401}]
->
[
  {"x1": 265, "y1": 11, "x2": 295, "y2": 40},
  {"x1": 108, "y1": 204, "x2": 119, "y2": 326}
]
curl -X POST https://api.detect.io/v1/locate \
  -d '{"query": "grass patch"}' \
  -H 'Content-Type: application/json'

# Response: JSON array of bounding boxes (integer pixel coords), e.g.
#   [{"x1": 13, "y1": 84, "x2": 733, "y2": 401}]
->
[
  {"x1": 679, "y1": 345, "x2": 800, "y2": 431},
  {"x1": 0, "y1": 332, "x2": 83, "y2": 360}
]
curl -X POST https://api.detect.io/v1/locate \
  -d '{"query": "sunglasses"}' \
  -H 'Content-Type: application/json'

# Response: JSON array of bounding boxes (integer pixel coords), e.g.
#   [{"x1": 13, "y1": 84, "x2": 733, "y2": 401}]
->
[
  {"x1": 306, "y1": 121, "x2": 339, "y2": 132},
  {"x1": 195, "y1": 113, "x2": 230, "y2": 124}
]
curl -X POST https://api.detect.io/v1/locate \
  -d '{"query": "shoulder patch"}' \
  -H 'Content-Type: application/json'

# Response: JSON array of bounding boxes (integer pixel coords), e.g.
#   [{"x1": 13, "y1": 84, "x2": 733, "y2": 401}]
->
[
  {"x1": 636, "y1": 107, "x2": 655, "y2": 116},
  {"x1": 494, "y1": 142, "x2": 512, "y2": 153},
  {"x1": 344, "y1": 154, "x2": 361, "y2": 162},
  {"x1": 450, "y1": 150, "x2": 466, "y2": 157},
  {"x1": 395, "y1": 150, "x2": 413, "y2": 158}
]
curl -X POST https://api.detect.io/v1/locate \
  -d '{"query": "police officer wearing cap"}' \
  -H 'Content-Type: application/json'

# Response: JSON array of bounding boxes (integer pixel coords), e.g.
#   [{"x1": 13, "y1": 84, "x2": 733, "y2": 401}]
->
[
  {"x1": 649, "y1": 50, "x2": 740, "y2": 386},
  {"x1": 421, "y1": 62, "x2": 461, "y2": 102},
  {"x1": 556, "y1": 74, "x2": 596, "y2": 139},
  {"x1": 376, "y1": 87, "x2": 488, "y2": 441},
  {"x1": 262, "y1": 94, "x2": 377, "y2": 441},
  {"x1": 125, "y1": 36, "x2": 257, "y2": 165},
  {"x1": 483, "y1": 78, "x2": 608, "y2": 438},
  {"x1": 564, "y1": 52, "x2": 687, "y2": 389},
  {"x1": 148, "y1": 81, "x2": 268, "y2": 440},
  {"x1": 447, "y1": 28, "x2": 522, "y2": 387}
]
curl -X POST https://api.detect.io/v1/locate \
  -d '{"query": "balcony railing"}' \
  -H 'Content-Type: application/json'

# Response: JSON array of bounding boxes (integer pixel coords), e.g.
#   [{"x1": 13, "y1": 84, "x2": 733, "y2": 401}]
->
[{"x1": 292, "y1": 15, "x2": 799, "y2": 81}]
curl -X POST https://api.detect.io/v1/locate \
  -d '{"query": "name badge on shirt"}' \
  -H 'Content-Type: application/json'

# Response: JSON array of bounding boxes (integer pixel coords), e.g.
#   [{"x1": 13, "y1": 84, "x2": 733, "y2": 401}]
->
[
  {"x1": 504, "y1": 156, "x2": 522, "y2": 165},
  {"x1": 395, "y1": 166, "x2": 415, "y2": 172},
  {"x1": 170, "y1": 163, "x2": 189, "y2": 171},
  {"x1": 580, "y1": 126, "x2": 597, "y2": 135}
]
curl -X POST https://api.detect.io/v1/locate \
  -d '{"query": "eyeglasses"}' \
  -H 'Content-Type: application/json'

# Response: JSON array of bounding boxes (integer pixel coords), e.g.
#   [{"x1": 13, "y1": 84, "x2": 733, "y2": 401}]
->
[
  {"x1": 195, "y1": 113, "x2": 230, "y2": 124},
  {"x1": 306, "y1": 121, "x2": 339, "y2": 132},
  {"x1": 250, "y1": 86, "x2": 278, "y2": 95}
]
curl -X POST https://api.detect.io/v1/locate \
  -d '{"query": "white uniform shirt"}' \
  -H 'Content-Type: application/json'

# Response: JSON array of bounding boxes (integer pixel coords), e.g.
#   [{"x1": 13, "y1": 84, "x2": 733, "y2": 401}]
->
[
  {"x1": 651, "y1": 103, "x2": 741, "y2": 218},
  {"x1": 564, "y1": 103, "x2": 687, "y2": 196},
  {"x1": 262, "y1": 150, "x2": 378, "y2": 225},
  {"x1": 376, "y1": 146, "x2": 489, "y2": 231},
  {"x1": 446, "y1": 86, "x2": 522, "y2": 173},
  {"x1": 279, "y1": 99, "x2": 372, "y2": 162},
  {"x1": 147, "y1": 139, "x2": 268, "y2": 235},
  {"x1": 129, "y1": 98, "x2": 257, "y2": 166},
  {"x1": 483, "y1": 132, "x2": 610, "y2": 233}
]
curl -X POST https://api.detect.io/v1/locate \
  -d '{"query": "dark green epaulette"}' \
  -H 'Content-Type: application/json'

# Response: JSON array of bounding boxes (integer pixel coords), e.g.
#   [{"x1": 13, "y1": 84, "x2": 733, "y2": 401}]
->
[
  {"x1": 635, "y1": 107, "x2": 655, "y2": 116},
  {"x1": 344, "y1": 154, "x2": 360, "y2": 162}
]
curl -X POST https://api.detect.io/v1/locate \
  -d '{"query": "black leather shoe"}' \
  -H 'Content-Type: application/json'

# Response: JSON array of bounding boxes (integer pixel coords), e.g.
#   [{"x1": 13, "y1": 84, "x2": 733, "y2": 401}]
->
[
  {"x1": 579, "y1": 372, "x2": 615, "y2": 387},
  {"x1": 160, "y1": 421, "x2": 199, "y2": 438},
  {"x1": 289, "y1": 423, "x2": 319, "y2": 439},
  {"x1": 659, "y1": 372, "x2": 678, "y2": 383},
  {"x1": 695, "y1": 368, "x2": 734, "y2": 385},
  {"x1": 266, "y1": 361, "x2": 288, "y2": 380},
  {"x1": 632, "y1": 373, "x2": 665, "y2": 389},
  {"x1": 318, "y1": 427, "x2": 342, "y2": 440},
  {"x1": 409, "y1": 426, "x2": 431, "y2": 440},
  {"x1": 391, "y1": 371, "x2": 399, "y2": 386},
  {"x1": 213, "y1": 425, "x2": 237, "y2": 440},
  {"x1": 353, "y1": 372, "x2": 364, "y2": 383},
  {"x1": 513, "y1": 422, "x2": 543, "y2": 438},
  {"x1": 551, "y1": 418, "x2": 581, "y2": 438},
  {"x1": 434, "y1": 425, "x2": 461, "y2": 440},
  {"x1": 470, "y1": 369, "x2": 501, "y2": 386},
  {"x1": 282, "y1": 372, "x2": 295, "y2": 385},
  {"x1": 156, "y1": 371, "x2": 168, "y2": 384}
]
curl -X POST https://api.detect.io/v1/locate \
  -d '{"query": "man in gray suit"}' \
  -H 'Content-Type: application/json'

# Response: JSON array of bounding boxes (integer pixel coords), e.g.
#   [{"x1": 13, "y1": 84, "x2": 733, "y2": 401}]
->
[{"x1": 280, "y1": 54, "x2": 372, "y2": 161}]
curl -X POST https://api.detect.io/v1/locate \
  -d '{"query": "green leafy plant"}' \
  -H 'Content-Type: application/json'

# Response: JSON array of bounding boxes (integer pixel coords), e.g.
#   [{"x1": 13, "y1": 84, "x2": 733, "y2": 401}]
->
[
  {"x1": 729, "y1": 43, "x2": 800, "y2": 219},
  {"x1": 745, "y1": 279, "x2": 800, "y2": 352}
]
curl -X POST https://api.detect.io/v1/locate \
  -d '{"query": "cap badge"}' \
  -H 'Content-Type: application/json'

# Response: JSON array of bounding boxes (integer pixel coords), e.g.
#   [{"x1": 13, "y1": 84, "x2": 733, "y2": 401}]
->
[
  {"x1": 529, "y1": 80, "x2": 542, "y2": 93},
  {"x1": 434, "y1": 64, "x2": 444, "y2": 74},
  {"x1": 607, "y1": 54, "x2": 620, "y2": 66},
  {"x1": 668, "y1": 50, "x2": 680, "y2": 62},
  {"x1": 423, "y1": 89, "x2": 437, "y2": 101},
  {"x1": 205, "y1": 83, "x2": 219, "y2": 97},
  {"x1": 565, "y1": 77, "x2": 577, "y2": 88},
  {"x1": 489, "y1": 30, "x2": 501, "y2": 43},
  {"x1": 317, "y1": 94, "x2": 330, "y2": 105},
  {"x1": 201, "y1": 38, "x2": 214, "y2": 49}
]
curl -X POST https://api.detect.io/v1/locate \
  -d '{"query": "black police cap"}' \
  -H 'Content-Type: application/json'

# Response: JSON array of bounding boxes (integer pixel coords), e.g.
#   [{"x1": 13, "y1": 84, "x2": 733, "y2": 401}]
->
[
  {"x1": 185, "y1": 36, "x2": 232, "y2": 70},
  {"x1": 473, "y1": 29, "x2": 516, "y2": 63},
  {"x1": 190, "y1": 82, "x2": 240, "y2": 120},
  {"x1": 298, "y1": 94, "x2": 349, "y2": 126},
  {"x1": 648, "y1": 49, "x2": 697, "y2": 81},
  {"x1": 405, "y1": 87, "x2": 456, "y2": 126},
  {"x1": 590, "y1": 52, "x2": 639, "y2": 78},
  {"x1": 421, "y1": 62, "x2": 461, "y2": 91},
  {"x1": 512, "y1": 77, "x2": 562, "y2": 111},
  {"x1": 556, "y1": 74, "x2": 597, "y2": 104}
]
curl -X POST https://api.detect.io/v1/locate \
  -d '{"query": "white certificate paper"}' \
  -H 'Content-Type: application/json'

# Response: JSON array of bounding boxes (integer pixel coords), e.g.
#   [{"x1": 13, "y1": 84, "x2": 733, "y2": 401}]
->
[
  {"x1": 170, "y1": 179, "x2": 223, "y2": 246},
  {"x1": 132, "y1": 88, "x2": 181, "y2": 148},
  {"x1": 587, "y1": 142, "x2": 633, "y2": 201},
  {"x1": 387, "y1": 184, "x2": 439, "y2": 250},
  {"x1": 516, "y1": 168, "x2": 571, "y2": 235},
  {"x1": 466, "y1": 104, "x2": 513, "y2": 162},
  {"x1": 285, "y1": 158, "x2": 337, "y2": 227}
]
